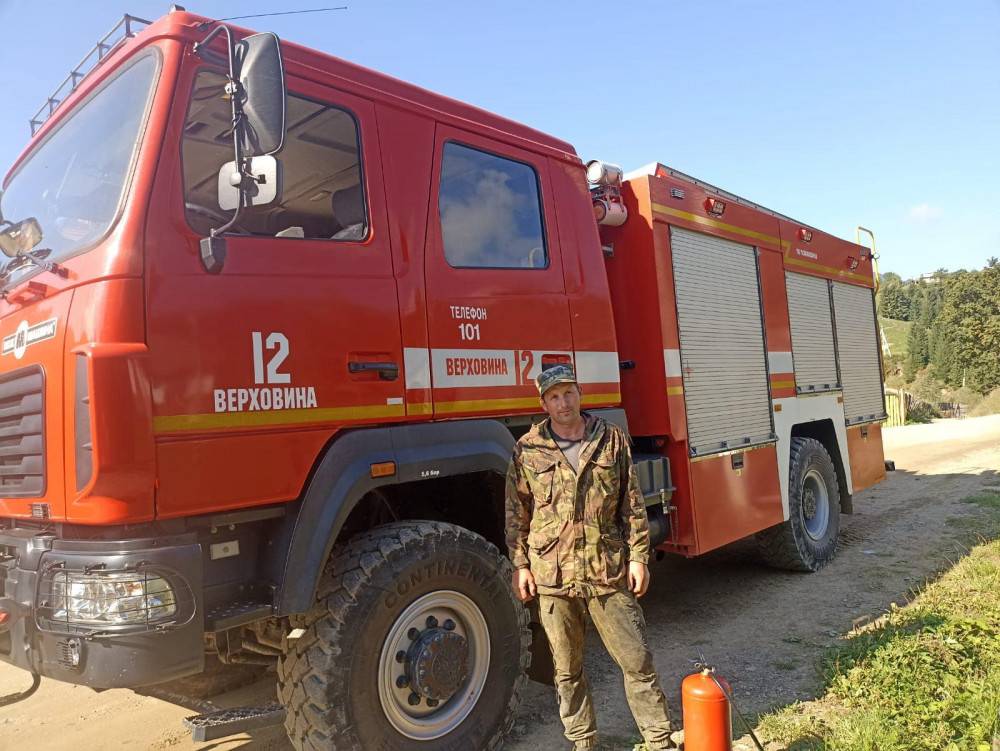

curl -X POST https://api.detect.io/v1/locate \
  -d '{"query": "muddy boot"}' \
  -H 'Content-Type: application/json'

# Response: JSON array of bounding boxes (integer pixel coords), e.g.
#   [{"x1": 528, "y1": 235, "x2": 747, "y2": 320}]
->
[{"x1": 635, "y1": 729, "x2": 685, "y2": 750}]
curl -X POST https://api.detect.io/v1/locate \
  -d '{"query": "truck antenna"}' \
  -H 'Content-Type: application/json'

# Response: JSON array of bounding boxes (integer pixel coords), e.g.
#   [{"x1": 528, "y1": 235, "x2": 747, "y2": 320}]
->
[{"x1": 214, "y1": 6, "x2": 348, "y2": 22}]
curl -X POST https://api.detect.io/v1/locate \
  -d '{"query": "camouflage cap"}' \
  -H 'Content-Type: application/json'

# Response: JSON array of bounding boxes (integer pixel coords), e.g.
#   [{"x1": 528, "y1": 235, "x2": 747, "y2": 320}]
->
[{"x1": 535, "y1": 364, "x2": 577, "y2": 396}]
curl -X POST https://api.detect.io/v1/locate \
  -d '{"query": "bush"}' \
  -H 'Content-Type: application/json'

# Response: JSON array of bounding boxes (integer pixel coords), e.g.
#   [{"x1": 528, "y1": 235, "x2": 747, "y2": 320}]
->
[
  {"x1": 885, "y1": 373, "x2": 907, "y2": 390},
  {"x1": 910, "y1": 369, "x2": 945, "y2": 403},
  {"x1": 943, "y1": 386, "x2": 984, "y2": 410},
  {"x1": 969, "y1": 388, "x2": 1000, "y2": 417},
  {"x1": 906, "y1": 401, "x2": 940, "y2": 424}
]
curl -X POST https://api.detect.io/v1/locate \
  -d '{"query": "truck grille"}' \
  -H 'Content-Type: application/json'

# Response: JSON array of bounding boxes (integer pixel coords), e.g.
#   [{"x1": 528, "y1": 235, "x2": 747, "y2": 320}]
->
[{"x1": 0, "y1": 366, "x2": 45, "y2": 497}]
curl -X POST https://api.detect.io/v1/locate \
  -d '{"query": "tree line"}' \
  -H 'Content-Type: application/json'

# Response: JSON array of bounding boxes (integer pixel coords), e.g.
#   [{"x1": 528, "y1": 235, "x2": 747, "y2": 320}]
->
[{"x1": 877, "y1": 258, "x2": 1000, "y2": 396}]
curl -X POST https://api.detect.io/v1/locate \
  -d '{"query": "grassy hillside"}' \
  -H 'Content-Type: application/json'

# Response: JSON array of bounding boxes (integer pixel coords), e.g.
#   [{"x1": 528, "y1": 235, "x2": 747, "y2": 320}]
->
[
  {"x1": 879, "y1": 317, "x2": 912, "y2": 359},
  {"x1": 754, "y1": 504, "x2": 1000, "y2": 751}
]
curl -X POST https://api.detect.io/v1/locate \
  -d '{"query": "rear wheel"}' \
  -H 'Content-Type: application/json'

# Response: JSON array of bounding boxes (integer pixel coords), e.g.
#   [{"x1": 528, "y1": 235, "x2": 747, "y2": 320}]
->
[
  {"x1": 758, "y1": 437, "x2": 840, "y2": 571},
  {"x1": 277, "y1": 521, "x2": 529, "y2": 751}
]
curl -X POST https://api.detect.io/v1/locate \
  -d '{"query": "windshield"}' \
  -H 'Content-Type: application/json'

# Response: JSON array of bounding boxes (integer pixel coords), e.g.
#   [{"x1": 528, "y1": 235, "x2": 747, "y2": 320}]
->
[{"x1": 0, "y1": 53, "x2": 159, "y2": 267}]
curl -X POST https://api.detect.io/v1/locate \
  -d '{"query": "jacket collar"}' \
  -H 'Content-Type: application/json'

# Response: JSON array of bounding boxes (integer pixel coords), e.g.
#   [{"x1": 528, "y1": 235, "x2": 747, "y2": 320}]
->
[{"x1": 524, "y1": 412, "x2": 606, "y2": 466}]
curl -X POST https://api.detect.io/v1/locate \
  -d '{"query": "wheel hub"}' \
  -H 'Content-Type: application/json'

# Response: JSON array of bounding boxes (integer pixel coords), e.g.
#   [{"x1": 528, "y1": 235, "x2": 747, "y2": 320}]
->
[
  {"x1": 801, "y1": 468, "x2": 831, "y2": 541},
  {"x1": 377, "y1": 590, "x2": 491, "y2": 740},
  {"x1": 408, "y1": 629, "x2": 469, "y2": 700},
  {"x1": 803, "y1": 488, "x2": 817, "y2": 519}
]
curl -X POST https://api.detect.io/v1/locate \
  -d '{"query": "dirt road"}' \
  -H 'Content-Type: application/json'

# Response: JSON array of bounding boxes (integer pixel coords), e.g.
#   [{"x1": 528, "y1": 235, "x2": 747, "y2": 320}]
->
[{"x1": 3, "y1": 415, "x2": 999, "y2": 750}]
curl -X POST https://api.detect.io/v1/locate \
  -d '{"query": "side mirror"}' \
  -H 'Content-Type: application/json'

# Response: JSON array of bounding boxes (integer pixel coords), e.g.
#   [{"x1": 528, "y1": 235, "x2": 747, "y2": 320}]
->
[
  {"x1": 0, "y1": 217, "x2": 43, "y2": 258},
  {"x1": 234, "y1": 33, "x2": 286, "y2": 157},
  {"x1": 193, "y1": 26, "x2": 287, "y2": 274},
  {"x1": 217, "y1": 155, "x2": 282, "y2": 210}
]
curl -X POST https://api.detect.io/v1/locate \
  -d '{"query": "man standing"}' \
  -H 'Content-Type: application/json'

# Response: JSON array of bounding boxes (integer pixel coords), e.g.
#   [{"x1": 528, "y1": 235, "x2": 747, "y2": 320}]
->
[{"x1": 505, "y1": 365, "x2": 676, "y2": 750}]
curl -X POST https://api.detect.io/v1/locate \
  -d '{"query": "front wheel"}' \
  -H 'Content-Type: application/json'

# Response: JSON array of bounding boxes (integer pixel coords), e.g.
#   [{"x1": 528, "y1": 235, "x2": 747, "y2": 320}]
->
[
  {"x1": 757, "y1": 437, "x2": 841, "y2": 571},
  {"x1": 278, "y1": 521, "x2": 529, "y2": 751}
]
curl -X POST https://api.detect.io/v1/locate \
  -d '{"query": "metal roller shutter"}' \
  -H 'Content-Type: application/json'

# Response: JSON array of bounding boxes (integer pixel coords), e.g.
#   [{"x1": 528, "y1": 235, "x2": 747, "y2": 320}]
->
[
  {"x1": 785, "y1": 272, "x2": 839, "y2": 393},
  {"x1": 670, "y1": 227, "x2": 775, "y2": 457},
  {"x1": 832, "y1": 282, "x2": 886, "y2": 424}
]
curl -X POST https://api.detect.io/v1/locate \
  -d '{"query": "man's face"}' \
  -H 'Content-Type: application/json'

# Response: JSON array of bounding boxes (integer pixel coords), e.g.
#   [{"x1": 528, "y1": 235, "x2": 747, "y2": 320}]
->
[{"x1": 539, "y1": 382, "x2": 583, "y2": 428}]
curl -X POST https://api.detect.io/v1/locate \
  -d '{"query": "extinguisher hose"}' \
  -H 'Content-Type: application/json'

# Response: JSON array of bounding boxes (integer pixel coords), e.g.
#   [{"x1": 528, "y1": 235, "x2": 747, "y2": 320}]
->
[
  {"x1": 0, "y1": 671, "x2": 40, "y2": 708},
  {"x1": 706, "y1": 672, "x2": 766, "y2": 751}
]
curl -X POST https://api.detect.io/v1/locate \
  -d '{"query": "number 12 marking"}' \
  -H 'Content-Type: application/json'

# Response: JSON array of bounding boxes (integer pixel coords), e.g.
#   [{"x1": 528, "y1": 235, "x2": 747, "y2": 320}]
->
[{"x1": 252, "y1": 331, "x2": 291, "y2": 384}]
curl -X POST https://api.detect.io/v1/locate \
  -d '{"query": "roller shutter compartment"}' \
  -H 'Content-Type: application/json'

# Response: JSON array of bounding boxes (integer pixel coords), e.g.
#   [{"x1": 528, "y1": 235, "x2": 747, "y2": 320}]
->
[
  {"x1": 832, "y1": 281, "x2": 886, "y2": 424},
  {"x1": 785, "y1": 272, "x2": 839, "y2": 393},
  {"x1": 670, "y1": 227, "x2": 774, "y2": 457}
]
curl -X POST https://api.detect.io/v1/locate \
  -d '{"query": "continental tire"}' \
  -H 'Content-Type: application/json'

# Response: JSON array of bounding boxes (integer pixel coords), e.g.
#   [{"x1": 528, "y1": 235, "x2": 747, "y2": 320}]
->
[
  {"x1": 277, "y1": 521, "x2": 530, "y2": 751},
  {"x1": 757, "y1": 437, "x2": 840, "y2": 572}
]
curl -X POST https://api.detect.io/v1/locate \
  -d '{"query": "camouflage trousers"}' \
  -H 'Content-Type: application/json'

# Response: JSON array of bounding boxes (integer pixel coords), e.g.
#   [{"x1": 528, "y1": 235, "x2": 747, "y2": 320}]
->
[{"x1": 538, "y1": 591, "x2": 673, "y2": 750}]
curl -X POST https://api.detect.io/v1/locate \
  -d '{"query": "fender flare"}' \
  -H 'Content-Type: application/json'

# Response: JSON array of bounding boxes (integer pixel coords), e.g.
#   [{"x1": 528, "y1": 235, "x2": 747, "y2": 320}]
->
[{"x1": 275, "y1": 419, "x2": 515, "y2": 615}]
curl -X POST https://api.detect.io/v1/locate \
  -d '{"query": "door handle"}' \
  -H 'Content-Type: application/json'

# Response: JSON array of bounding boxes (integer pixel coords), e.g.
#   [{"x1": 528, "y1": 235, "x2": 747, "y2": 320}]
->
[{"x1": 348, "y1": 361, "x2": 399, "y2": 381}]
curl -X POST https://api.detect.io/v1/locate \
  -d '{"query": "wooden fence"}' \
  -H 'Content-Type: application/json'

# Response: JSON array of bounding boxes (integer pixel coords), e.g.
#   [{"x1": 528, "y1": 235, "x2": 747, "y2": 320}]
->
[
  {"x1": 885, "y1": 388, "x2": 908, "y2": 427},
  {"x1": 884, "y1": 389, "x2": 965, "y2": 426}
]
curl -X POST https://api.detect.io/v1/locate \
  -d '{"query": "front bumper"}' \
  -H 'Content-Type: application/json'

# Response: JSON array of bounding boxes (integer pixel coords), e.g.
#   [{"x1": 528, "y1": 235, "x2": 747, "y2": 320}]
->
[{"x1": 0, "y1": 526, "x2": 204, "y2": 688}]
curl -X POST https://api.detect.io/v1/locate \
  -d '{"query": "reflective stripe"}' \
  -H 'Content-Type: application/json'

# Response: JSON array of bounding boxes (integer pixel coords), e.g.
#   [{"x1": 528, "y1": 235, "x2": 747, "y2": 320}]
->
[
  {"x1": 574, "y1": 351, "x2": 620, "y2": 384},
  {"x1": 767, "y1": 351, "x2": 794, "y2": 375},
  {"x1": 404, "y1": 347, "x2": 431, "y2": 390},
  {"x1": 428, "y1": 392, "x2": 620, "y2": 415},
  {"x1": 785, "y1": 255, "x2": 871, "y2": 285},
  {"x1": 434, "y1": 396, "x2": 538, "y2": 414},
  {"x1": 431, "y1": 348, "x2": 517, "y2": 388},
  {"x1": 154, "y1": 403, "x2": 405, "y2": 433},
  {"x1": 581, "y1": 391, "x2": 620, "y2": 405},
  {"x1": 653, "y1": 202, "x2": 788, "y2": 250},
  {"x1": 427, "y1": 348, "x2": 618, "y2": 389},
  {"x1": 663, "y1": 348, "x2": 682, "y2": 378}
]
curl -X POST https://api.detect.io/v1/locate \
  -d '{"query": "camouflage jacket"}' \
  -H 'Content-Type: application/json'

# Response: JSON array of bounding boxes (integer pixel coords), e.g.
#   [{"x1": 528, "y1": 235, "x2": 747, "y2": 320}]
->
[{"x1": 505, "y1": 414, "x2": 650, "y2": 597}]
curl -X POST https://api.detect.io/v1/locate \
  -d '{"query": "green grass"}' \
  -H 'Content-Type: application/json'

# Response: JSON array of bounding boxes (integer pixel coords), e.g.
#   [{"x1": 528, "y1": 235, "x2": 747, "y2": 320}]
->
[
  {"x1": 879, "y1": 317, "x2": 913, "y2": 360},
  {"x1": 754, "y1": 530, "x2": 1000, "y2": 751},
  {"x1": 965, "y1": 492, "x2": 1000, "y2": 511}
]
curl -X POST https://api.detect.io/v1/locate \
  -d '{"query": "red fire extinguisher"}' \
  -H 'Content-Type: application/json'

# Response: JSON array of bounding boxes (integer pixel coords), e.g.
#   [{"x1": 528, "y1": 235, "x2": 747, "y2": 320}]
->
[
  {"x1": 681, "y1": 663, "x2": 765, "y2": 751},
  {"x1": 682, "y1": 667, "x2": 732, "y2": 751}
]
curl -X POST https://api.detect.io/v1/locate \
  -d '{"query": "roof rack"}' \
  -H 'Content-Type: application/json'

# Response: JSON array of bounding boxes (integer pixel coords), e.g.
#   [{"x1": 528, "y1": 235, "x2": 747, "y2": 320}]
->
[{"x1": 29, "y1": 14, "x2": 153, "y2": 136}]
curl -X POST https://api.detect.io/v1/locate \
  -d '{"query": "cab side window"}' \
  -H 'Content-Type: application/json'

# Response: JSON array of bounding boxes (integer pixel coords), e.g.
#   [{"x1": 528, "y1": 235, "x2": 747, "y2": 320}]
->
[
  {"x1": 181, "y1": 69, "x2": 367, "y2": 240},
  {"x1": 438, "y1": 142, "x2": 547, "y2": 268}
]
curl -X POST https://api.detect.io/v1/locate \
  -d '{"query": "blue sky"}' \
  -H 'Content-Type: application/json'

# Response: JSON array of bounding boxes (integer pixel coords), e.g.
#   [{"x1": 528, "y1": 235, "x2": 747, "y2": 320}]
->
[{"x1": 1, "y1": 1, "x2": 997, "y2": 279}]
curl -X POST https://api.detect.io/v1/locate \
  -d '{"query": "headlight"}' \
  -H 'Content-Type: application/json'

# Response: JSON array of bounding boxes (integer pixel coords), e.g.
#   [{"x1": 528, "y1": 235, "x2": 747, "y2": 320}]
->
[{"x1": 50, "y1": 571, "x2": 177, "y2": 626}]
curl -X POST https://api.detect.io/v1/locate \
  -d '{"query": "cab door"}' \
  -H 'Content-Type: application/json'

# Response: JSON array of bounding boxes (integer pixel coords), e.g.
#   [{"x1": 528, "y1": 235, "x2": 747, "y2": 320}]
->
[
  {"x1": 144, "y1": 66, "x2": 404, "y2": 517},
  {"x1": 422, "y1": 127, "x2": 573, "y2": 418}
]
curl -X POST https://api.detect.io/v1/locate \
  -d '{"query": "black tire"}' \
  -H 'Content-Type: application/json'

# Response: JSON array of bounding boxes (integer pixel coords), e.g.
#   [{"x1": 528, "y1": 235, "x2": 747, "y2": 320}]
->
[
  {"x1": 757, "y1": 437, "x2": 840, "y2": 572},
  {"x1": 277, "y1": 521, "x2": 530, "y2": 751}
]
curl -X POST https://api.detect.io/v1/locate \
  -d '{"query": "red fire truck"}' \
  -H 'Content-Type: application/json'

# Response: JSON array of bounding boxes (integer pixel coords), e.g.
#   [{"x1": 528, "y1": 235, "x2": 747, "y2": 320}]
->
[{"x1": 0, "y1": 10, "x2": 886, "y2": 749}]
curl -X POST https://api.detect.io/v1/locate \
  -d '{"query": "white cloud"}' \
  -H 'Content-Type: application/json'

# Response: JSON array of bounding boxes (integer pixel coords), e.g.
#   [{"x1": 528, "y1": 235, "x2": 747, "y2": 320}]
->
[{"x1": 908, "y1": 203, "x2": 943, "y2": 222}]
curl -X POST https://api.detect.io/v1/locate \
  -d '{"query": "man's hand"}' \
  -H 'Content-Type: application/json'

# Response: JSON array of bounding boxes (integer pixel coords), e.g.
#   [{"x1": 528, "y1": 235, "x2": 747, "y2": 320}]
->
[
  {"x1": 628, "y1": 561, "x2": 650, "y2": 598},
  {"x1": 512, "y1": 567, "x2": 537, "y2": 602}
]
